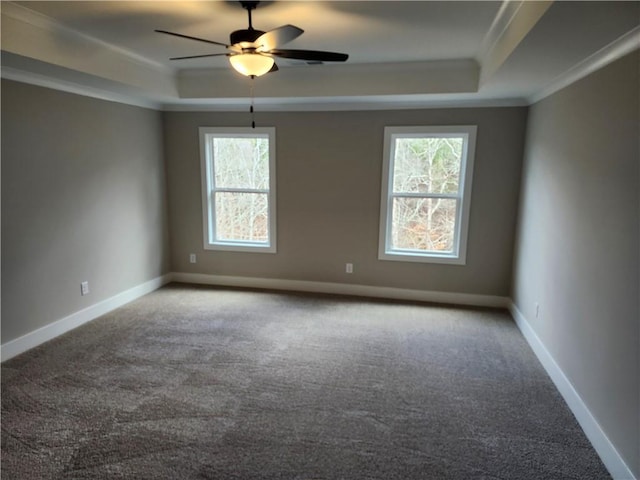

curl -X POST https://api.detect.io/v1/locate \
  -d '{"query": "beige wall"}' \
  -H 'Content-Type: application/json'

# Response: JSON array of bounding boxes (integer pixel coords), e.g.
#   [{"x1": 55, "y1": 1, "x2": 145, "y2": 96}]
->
[
  {"x1": 164, "y1": 107, "x2": 527, "y2": 296},
  {"x1": 1, "y1": 52, "x2": 636, "y2": 476},
  {"x1": 512, "y1": 50, "x2": 639, "y2": 477},
  {"x1": 1, "y1": 80, "x2": 170, "y2": 343}
]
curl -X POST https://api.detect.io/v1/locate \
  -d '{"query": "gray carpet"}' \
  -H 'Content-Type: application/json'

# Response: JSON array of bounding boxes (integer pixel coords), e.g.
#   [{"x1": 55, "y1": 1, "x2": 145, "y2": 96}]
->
[{"x1": 2, "y1": 284, "x2": 610, "y2": 479}]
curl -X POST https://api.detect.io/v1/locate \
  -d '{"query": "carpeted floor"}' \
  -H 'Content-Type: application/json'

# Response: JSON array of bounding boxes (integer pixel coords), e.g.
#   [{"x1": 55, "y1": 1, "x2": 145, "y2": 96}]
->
[{"x1": 2, "y1": 284, "x2": 610, "y2": 479}]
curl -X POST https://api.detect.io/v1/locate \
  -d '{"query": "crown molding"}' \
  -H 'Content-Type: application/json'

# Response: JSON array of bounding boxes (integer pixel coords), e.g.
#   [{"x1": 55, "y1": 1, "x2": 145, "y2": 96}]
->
[
  {"x1": 2, "y1": 0, "x2": 634, "y2": 113},
  {"x1": 1, "y1": 64, "x2": 526, "y2": 113},
  {"x1": 1, "y1": 67, "x2": 162, "y2": 110},
  {"x1": 478, "y1": 0, "x2": 525, "y2": 63},
  {"x1": 160, "y1": 95, "x2": 527, "y2": 112},
  {"x1": 478, "y1": 0, "x2": 553, "y2": 86},
  {"x1": 529, "y1": 26, "x2": 640, "y2": 104},
  {"x1": 1, "y1": 2, "x2": 178, "y2": 99},
  {"x1": 1, "y1": 1, "x2": 170, "y2": 73}
]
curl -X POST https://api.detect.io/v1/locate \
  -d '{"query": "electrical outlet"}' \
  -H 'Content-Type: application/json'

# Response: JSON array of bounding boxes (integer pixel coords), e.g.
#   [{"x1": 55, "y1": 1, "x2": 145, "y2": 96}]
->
[
  {"x1": 81, "y1": 281, "x2": 90, "y2": 296},
  {"x1": 346, "y1": 263, "x2": 353, "y2": 274},
  {"x1": 189, "y1": 253, "x2": 196, "y2": 263}
]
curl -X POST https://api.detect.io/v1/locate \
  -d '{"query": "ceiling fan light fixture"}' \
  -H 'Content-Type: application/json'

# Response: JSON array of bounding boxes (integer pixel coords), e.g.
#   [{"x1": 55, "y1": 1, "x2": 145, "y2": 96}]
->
[{"x1": 229, "y1": 53, "x2": 274, "y2": 77}]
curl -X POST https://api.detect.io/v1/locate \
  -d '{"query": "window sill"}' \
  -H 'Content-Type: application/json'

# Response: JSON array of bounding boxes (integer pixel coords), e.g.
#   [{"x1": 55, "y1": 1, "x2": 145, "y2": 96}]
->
[
  {"x1": 204, "y1": 242, "x2": 276, "y2": 254},
  {"x1": 378, "y1": 250, "x2": 466, "y2": 265}
]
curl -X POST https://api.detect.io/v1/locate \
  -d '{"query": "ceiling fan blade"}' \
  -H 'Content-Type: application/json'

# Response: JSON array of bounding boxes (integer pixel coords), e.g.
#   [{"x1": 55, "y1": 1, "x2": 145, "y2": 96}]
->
[
  {"x1": 268, "y1": 62, "x2": 279, "y2": 73},
  {"x1": 256, "y1": 25, "x2": 304, "y2": 51},
  {"x1": 155, "y1": 29, "x2": 229, "y2": 48},
  {"x1": 268, "y1": 49, "x2": 348, "y2": 62},
  {"x1": 170, "y1": 53, "x2": 229, "y2": 60}
]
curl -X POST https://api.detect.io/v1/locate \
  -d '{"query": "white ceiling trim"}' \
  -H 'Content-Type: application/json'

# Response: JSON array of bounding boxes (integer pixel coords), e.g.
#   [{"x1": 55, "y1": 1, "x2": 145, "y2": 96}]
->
[
  {"x1": 1, "y1": 66, "x2": 161, "y2": 110},
  {"x1": 478, "y1": 0, "x2": 553, "y2": 86},
  {"x1": 1, "y1": 1, "x2": 170, "y2": 72},
  {"x1": 1, "y1": 3, "x2": 177, "y2": 98},
  {"x1": 161, "y1": 95, "x2": 527, "y2": 112},
  {"x1": 478, "y1": 0, "x2": 523, "y2": 63},
  {"x1": 2, "y1": 1, "x2": 635, "y2": 112},
  {"x1": 528, "y1": 26, "x2": 640, "y2": 104},
  {"x1": 1, "y1": 63, "x2": 526, "y2": 113}
]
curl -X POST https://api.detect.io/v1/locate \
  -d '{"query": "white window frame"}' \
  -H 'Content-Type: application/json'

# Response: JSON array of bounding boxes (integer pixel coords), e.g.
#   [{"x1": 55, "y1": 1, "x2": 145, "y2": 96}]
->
[
  {"x1": 378, "y1": 125, "x2": 477, "y2": 265},
  {"x1": 199, "y1": 127, "x2": 276, "y2": 253}
]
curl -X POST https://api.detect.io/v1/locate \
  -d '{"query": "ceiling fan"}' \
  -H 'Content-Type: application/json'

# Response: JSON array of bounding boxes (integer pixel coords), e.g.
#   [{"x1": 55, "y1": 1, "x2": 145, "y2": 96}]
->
[{"x1": 155, "y1": 0, "x2": 349, "y2": 77}]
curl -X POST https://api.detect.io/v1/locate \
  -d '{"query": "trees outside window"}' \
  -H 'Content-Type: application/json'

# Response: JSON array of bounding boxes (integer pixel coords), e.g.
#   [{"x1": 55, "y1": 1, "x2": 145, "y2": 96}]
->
[
  {"x1": 379, "y1": 126, "x2": 476, "y2": 264},
  {"x1": 199, "y1": 127, "x2": 276, "y2": 253}
]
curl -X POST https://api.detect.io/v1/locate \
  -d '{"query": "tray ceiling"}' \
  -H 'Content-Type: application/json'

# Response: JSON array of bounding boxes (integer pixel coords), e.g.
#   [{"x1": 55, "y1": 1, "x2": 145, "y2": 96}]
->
[{"x1": 1, "y1": 1, "x2": 638, "y2": 110}]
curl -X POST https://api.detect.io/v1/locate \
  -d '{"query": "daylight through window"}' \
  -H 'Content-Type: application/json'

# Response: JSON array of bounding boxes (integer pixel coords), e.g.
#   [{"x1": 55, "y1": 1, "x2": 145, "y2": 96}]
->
[
  {"x1": 379, "y1": 126, "x2": 476, "y2": 264},
  {"x1": 199, "y1": 127, "x2": 276, "y2": 253}
]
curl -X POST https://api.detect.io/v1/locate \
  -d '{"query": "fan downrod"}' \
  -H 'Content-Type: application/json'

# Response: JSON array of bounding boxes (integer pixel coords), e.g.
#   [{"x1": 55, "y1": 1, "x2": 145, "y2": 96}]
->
[
  {"x1": 240, "y1": 1, "x2": 259, "y2": 29},
  {"x1": 231, "y1": 1, "x2": 263, "y2": 45}
]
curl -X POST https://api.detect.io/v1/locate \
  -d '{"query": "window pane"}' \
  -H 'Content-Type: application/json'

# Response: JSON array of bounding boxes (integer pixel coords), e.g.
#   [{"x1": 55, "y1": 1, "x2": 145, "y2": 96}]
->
[
  {"x1": 215, "y1": 192, "x2": 269, "y2": 242},
  {"x1": 391, "y1": 197, "x2": 457, "y2": 252},
  {"x1": 392, "y1": 137, "x2": 462, "y2": 195},
  {"x1": 213, "y1": 137, "x2": 269, "y2": 189}
]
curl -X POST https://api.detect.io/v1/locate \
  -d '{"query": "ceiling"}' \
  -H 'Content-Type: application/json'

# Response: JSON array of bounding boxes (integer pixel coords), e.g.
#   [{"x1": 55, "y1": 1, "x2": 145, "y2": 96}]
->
[{"x1": 1, "y1": 1, "x2": 638, "y2": 110}]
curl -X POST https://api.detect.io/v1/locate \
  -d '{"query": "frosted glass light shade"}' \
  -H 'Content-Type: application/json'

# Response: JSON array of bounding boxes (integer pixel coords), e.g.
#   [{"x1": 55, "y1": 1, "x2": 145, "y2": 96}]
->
[{"x1": 229, "y1": 54, "x2": 274, "y2": 77}]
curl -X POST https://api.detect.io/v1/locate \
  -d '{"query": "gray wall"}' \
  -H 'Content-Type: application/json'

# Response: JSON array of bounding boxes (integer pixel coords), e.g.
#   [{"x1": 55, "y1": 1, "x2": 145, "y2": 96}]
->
[
  {"x1": 164, "y1": 107, "x2": 527, "y2": 296},
  {"x1": 1, "y1": 80, "x2": 170, "y2": 343},
  {"x1": 511, "y1": 50, "x2": 639, "y2": 477},
  {"x1": 2, "y1": 52, "x2": 636, "y2": 476}
]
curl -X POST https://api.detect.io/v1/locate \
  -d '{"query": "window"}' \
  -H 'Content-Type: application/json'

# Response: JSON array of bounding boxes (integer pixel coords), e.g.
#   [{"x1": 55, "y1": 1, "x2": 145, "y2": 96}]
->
[
  {"x1": 378, "y1": 126, "x2": 477, "y2": 264},
  {"x1": 199, "y1": 127, "x2": 276, "y2": 253}
]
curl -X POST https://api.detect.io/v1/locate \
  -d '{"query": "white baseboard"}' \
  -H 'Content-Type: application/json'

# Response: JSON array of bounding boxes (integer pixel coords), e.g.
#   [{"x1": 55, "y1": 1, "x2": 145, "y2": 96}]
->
[
  {"x1": 170, "y1": 272, "x2": 510, "y2": 308},
  {"x1": 2, "y1": 271, "x2": 632, "y2": 478},
  {"x1": 1, "y1": 274, "x2": 172, "y2": 362},
  {"x1": 0, "y1": 272, "x2": 506, "y2": 362},
  {"x1": 509, "y1": 302, "x2": 636, "y2": 480}
]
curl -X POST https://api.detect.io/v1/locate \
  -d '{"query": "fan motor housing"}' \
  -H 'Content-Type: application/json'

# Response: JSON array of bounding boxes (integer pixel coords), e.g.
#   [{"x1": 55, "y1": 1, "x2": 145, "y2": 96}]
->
[{"x1": 230, "y1": 29, "x2": 265, "y2": 46}]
